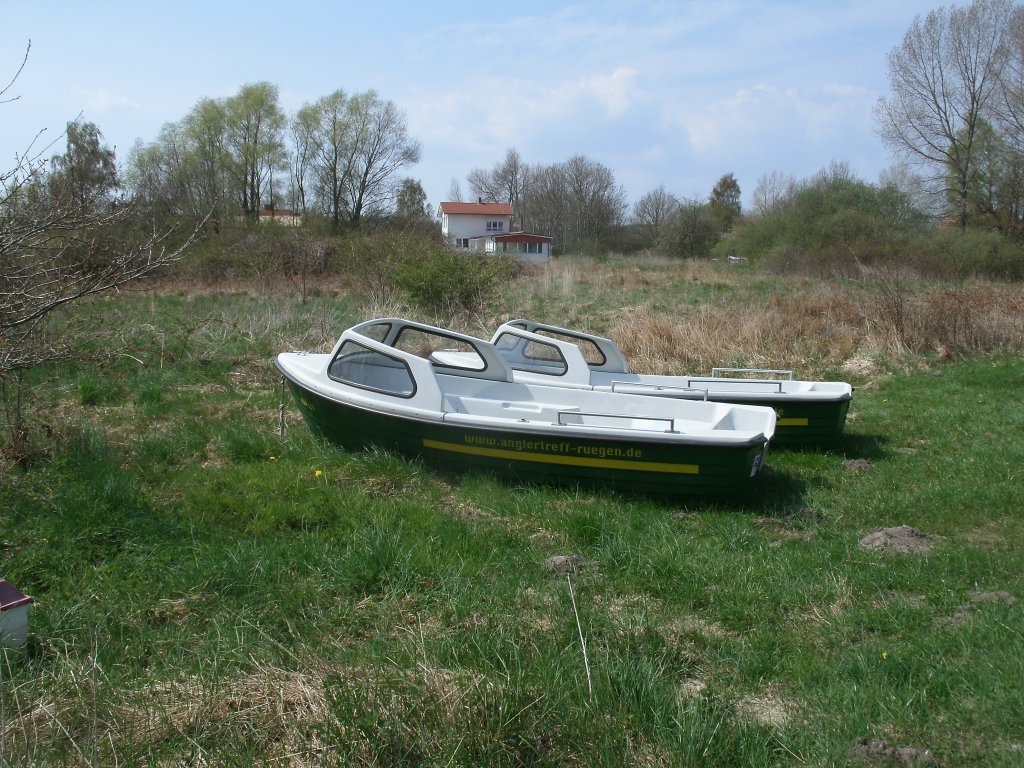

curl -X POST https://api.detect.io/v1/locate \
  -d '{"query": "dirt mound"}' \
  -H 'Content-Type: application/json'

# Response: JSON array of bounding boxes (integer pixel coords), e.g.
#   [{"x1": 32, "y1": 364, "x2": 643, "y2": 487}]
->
[
  {"x1": 843, "y1": 458, "x2": 873, "y2": 471},
  {"x1": 940, "y1": 590, "x2": 1017, "y2": 627},
  {"x1": 860, "y1": 526, "x2": 934, "y2": 554},
  {"x1": 543, "y1": 554, "x2": 584, "y2": 573},
  {"x1": 848, "y1": 737, "x2": 935, "y2": 765}
]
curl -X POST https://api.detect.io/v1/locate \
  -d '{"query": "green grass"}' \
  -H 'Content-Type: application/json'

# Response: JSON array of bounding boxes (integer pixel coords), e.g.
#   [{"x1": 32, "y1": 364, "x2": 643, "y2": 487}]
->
[{"x1": 1, "y1": 277, "x2": 1022, "y2": 766}]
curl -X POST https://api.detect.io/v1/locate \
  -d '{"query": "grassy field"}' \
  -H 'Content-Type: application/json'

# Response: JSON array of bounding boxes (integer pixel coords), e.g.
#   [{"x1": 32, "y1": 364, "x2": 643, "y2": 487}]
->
[{"x1": 1, "y1": 258, "x2": 1023, "y2": 766}]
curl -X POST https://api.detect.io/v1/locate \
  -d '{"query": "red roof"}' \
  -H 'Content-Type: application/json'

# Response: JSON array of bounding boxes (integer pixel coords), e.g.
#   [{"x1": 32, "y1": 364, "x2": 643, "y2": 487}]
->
[
  {"x1": 492, "y1": 232, "x2": 552, "y2": 243},
  {"x1": 439, "y1": 201, "x2": 514, "y2": 216},
  {"x1": 0, "y1": 579, "x2": 31, "y2": 611}
]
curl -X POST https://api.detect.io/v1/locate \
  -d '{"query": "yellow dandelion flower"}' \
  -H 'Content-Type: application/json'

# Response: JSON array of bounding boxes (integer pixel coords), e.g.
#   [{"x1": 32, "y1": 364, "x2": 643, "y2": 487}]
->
[{"x1": 315, "y1": 469, "x2": 323, "y2": 478}]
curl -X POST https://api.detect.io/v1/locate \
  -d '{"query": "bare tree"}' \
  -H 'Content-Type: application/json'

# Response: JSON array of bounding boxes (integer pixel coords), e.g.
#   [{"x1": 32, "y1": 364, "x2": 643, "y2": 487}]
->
[
  {"x1": 341, "y1": 92, "x2": 421, "y2": 227},
  {"x1": 2, "y1": 56, "x2": 204, "y2": 456},
  {"x1": 562, "y1": 155, "x2": 628, "y2": 252},
  {"x1": 2, "y1": 176, "x2": 202, "y2": 376},
  {"x1": 446, "y1": 177, "x2": 464, "y2": 203},
  {"x1": 751, "y1": 171, "x2": 797, "y2": 216},
  {"x1": 875, "y1": 0, "x2": 1015, "y2": 230},
  {"x1": 631, "y1": 185, "x2": 680, "y2": 244},
  {"x1": 878, "y1": 162, "x2": 943, "y2": 218},
  {"x1": 467, "y1": 148, "x2": 529, "y2": 227}
]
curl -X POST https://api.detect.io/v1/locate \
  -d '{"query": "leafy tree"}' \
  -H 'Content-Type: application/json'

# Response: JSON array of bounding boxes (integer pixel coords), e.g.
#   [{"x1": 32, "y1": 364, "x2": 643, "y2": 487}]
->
[
  {"x1": 994, "y1": 5, "x2": 1024, "y2": 146},
  {"x1": 225, "y1": 82, "x2": 287, "y2": 216},
  {"x1": 961, "y1": 118, "x2": 1024, "y2": 233},
  {"x1": 656, "y1": 199, "x2": 718, "y2": 258},
  {"x1": 48, "y1": 120, "x2": 118, "y2": 208},
  {"x1": 295, "y1": 89, "x2": 355, "y2": 232},
  {"x1": 716, "y1": 166, "x2": 930, "y2": 272},
  {"x1": 708, "y1": 172, "x2": 742, "y2": 233},
  {"x1": 182, "y1": 98, "x2": 231, "y2": 218},
  {"x1": 126, "y1": 82, "x2": 424, "y2": 234},
  {"x1": 289, "y1": 101, "x2": 318, "y2": 216},
  {"x1": 395, "y1": 178, "x2": 430, "y2": 219}
]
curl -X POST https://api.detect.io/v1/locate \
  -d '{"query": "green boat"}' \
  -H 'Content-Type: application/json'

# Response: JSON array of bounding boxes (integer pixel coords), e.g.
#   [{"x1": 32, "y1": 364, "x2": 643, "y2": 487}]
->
[
  {"x1": 489, "y1": 320, "x2": 852, "y2": 445},
  {"x1": 276, "y1": 319, "x2": 777, "y2": 496}
]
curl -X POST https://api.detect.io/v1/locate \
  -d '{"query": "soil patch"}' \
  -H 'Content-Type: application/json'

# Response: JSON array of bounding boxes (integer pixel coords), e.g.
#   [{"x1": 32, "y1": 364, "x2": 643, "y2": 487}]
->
[
  {"x1": 939, "y1": 590, "x2": 1016, "y2": 627},
  {"x1": 735, "y1": 686, "x2": 797, "y2": 728},
  {"x1": 843, "y1": 458, "x2": 873, "y2": 471},
  {"x1": 848, "y1": 737, "x2": 935, "y2": 765},
  {"x1": 860, "y1": 526, "x2": 934, "y2": 555},
  {"x1": 543, "y1": 554, "x2": 584, "y2": 573}
]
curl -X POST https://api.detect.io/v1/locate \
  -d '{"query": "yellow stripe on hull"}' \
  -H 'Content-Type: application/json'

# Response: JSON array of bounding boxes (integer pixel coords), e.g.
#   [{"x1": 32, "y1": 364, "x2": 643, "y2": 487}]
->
[
  {"x1": 422, "y1": 439, "x2": 699, "y2": 475},
  {"x1": 776, "y1": 418, "x2": 809, "y2": 427}
]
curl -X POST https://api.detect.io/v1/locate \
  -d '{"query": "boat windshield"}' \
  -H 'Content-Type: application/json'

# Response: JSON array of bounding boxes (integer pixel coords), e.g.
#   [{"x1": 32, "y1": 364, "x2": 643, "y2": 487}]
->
[
  {"x1": 507, "y1": 323, "x2": 607, "y2": 367},
  {"x1": 393, "y1": 327, "x2": 487, "y2": 372},
  {"x1": 493, "y1": 332, "x2": 568, "y2": 376},
  {"x1": 327, "y1": 341, "x2": 416, "y2": 397}
]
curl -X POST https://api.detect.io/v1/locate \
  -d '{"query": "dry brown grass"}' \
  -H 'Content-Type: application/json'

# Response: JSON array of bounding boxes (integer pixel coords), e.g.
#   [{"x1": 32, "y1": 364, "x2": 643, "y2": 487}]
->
[
  {"x1": 2, "y1": 655, "x2": 491, "y2": 766},
  {"x1": 604, "y1": 300, "x2": 857, "y2": 378},
  {"x1": 141, "y1": 259, "x2": 1024, "y2": 379},
  {"x1": 588, "y1": 276, "x2": 1023, "y2": 379}
]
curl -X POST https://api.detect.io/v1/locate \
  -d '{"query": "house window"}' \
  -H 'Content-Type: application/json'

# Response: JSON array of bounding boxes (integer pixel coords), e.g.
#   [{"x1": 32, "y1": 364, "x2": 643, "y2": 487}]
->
[
  {"x1": 486, "y1": 220, "x2": 504, "y2": 232},
  {"x1": 454, "y1": 238, "x2": 469, "y2": 248}
]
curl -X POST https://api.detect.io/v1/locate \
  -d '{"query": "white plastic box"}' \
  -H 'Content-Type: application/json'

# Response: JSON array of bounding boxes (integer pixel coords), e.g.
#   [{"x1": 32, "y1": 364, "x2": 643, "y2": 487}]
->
[{"x1": 0, "y1": 579, "x2": 32, "y2": 650}]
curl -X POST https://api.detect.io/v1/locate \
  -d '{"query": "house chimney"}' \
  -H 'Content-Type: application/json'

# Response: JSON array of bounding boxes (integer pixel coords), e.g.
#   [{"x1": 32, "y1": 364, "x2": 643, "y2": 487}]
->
[{"x1": 478, "y1": 197, "x2": 483, "y2": 205}]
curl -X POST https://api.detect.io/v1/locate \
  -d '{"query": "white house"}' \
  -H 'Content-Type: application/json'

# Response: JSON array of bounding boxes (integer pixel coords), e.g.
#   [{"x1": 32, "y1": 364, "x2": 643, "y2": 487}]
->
[
  {"x1": 438, "y1": 201, "x2": 514, "y2": 249},
  {"x1": 437, "y1": 201, "x2": 551, "y2": 262}
]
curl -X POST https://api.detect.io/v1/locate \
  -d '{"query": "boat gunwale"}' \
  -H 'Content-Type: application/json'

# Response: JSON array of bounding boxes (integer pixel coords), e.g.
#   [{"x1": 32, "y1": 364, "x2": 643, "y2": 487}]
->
[
  {"x1": 494, "y1": 320, "x2": 853, "y2": 404},
  {"x1": 276, "y1": 358, "x2": 771, "y2": 450}
]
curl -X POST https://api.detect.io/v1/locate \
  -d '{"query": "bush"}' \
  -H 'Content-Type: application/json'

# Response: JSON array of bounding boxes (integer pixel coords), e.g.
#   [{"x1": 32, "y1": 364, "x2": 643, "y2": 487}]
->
[
  {"x1": 340, "y1": 231, "x2": 520, "y2": 315},
  {"x1": 392, "y1": 241, "x2": 520, "y2": 315},
  {"x1": 913, "y1": 228, "x2": 1024, "y2": 282},
  {"x1": 716, "y1": 175, "x2": 932, "y2": 276}
]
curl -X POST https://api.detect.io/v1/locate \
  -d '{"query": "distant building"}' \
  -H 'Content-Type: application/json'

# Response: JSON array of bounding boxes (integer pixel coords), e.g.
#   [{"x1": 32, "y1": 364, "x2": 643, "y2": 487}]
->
[
  {"x1": 437, "y1": 200, "x2": 551, "y2": 262},
  {"x1": 438, "y1": 201, "x2": 514, "y2": 248},
  {"x1": 471, "y1": 231, "x2": 553, "y2": 263},
  {"x1": 238, "y1": 204, "x2": 302, "y2": 226}
]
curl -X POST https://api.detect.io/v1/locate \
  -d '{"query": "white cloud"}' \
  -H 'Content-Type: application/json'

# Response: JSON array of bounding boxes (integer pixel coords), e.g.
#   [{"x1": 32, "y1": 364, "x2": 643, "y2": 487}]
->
[
  {"x1": 579, "y1": 67, "x2": 641, "y2": 118},
  {"x1": 72, "y1": 87, "x2": 139, "y2": 115},
  {"x1": 674, "y1": 81, "x2": 876, "y2": 157}
]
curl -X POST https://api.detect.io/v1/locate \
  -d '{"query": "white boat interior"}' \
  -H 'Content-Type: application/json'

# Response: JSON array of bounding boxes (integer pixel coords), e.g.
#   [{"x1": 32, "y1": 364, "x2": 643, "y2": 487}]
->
[{"x1": 276, "y1": 319, "x2": 777, "y2": 445}]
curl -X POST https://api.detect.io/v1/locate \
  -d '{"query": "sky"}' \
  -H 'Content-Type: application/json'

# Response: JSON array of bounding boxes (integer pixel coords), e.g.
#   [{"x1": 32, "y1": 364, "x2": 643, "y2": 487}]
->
[{"x1": 2, "y1": 0, "x2": 943, "y2": 212}]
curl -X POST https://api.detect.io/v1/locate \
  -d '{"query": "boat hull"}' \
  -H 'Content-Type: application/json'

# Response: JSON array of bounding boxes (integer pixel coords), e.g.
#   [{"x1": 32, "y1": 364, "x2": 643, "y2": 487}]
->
[
  {"x1": 282, "y1": 378, "x2": 768, "y2": 497},
  {"x1": 749, "y1": 398, "x2": 849, "y2": 445}
]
